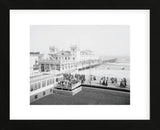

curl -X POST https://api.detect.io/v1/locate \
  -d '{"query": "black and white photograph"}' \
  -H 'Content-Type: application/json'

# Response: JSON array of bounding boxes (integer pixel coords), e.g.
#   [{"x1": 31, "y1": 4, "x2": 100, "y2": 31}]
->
[
  {"x1": 30, "y1": 25, "x2": 130, "y2": 105},
  {"x1": 10, "y1": 10, "x2": 149, "y2": 120}
]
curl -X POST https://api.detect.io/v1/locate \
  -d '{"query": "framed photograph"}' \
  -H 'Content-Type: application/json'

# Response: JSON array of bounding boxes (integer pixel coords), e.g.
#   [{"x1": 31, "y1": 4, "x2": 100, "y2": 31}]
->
[
  {"x1": 1, "y1": 0, "x2": 155, "y2": 129},
  {"x1": 10, "y1": 9, "x2": 149, "y2": 120}
]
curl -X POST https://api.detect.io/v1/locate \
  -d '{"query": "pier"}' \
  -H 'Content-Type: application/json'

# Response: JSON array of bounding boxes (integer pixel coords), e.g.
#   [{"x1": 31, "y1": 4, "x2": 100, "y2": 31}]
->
[{"x1": 78, "y1": 58, "x2": 117, "y2": 71}]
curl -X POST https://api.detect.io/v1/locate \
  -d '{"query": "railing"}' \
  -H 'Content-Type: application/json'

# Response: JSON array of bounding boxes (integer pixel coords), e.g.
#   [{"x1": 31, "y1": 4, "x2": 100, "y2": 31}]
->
[{"x1": 55, "y1": 81, "x2": 81, "y2": 90}]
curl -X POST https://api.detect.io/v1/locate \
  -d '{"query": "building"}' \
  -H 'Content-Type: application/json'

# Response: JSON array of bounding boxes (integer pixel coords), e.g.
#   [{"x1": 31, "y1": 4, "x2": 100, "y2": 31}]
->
[
  {"x1": 30, "y1": 72, "x2": 63, "y2": 103},
  {"x1": 79, "y1": 50, "x2": 94, "y2": 61},
  {"x1": 38, "y1": 45, "x2": 101, "y2": 73},
  {"x1": 39, "y1": 45, "x2": 79, "y2": 73},
  {"x1": 30, "y1": 52, "x2": 42, "y2": 76},
  {"x1": 40, "y1": 50, "x2": 77, "y2": 73},
  {"x1": 49, "y1": 46, "x2": 59, "y2": 54},
  {"x1": 30, "y1": 46, "x2": 118, "y2": 103}
]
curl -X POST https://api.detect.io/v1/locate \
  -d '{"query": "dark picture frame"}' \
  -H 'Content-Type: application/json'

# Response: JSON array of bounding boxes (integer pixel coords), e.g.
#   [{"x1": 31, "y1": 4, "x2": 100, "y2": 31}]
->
[{"x1": 0, "y1": 0, "x2": 156, "y2": 129}]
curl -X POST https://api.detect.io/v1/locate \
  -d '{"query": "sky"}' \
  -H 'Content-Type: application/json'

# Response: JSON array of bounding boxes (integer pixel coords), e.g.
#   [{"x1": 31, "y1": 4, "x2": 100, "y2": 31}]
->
[{"x1": 30, "y1": 25, "x2": 130, "y2": 57}]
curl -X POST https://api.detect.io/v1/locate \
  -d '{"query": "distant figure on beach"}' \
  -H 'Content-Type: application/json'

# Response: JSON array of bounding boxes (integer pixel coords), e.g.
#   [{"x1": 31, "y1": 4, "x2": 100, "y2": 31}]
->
[
  {"x1": 114, "y1": 78, "x2": 117, "y2": 83},
  {"x1": 120, "y1": 80, "x2": 124, "y2": 88},
  {"x1": 93, "y1": 76, "x2": 96, "y2": 81},
  {"x1": 120, "y1": 78, "x2": 127, "y2": 88},
  {"x1": 105, "y1": 79, "x2": 108, "y2": 86},
  {"x1": 99, "y1": 77, "x2": 108, "y2": 86},
  {"x1": 102, "y1": 79, "x2": 105, "y2": 85},
  {"x1": 123, "y1": 78, "x2": 127, "y2": 87},
  {"x1": 110, "y1": 77, "x2": 114, "y2": 83}
]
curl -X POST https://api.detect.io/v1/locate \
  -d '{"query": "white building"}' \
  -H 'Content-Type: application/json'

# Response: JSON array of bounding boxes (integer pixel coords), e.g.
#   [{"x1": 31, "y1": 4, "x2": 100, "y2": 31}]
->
[
  {"x1": 30, "y1": 73, "x2": 63, "y2": 103},
  {"x1": 30, "y1": 52, "x2": 41, "y2": 76},
  {"x1": 38, "y1": 45, "x2": 101, "y2": 74}
]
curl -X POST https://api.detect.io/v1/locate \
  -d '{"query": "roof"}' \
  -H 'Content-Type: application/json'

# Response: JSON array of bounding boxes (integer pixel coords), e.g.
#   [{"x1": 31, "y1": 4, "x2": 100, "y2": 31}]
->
[
  {"x1": 31, "y1": 87, "x2": 130, "y2": 105},
  {"x1": 30, "y1": 73, "x2": 62, "y2": 83},
  {"x1": 30, "y1": 74, "x2": 53, "y2": 83},
  {"x1": 39, "y1": 59, "x2": 60, "y2": 64},
  {"x1": 54, "y1": 50, "x2": 72, "y2": 56},
  {"x1": 30, "y1": 52, "x2": 40, "y2": 55}
]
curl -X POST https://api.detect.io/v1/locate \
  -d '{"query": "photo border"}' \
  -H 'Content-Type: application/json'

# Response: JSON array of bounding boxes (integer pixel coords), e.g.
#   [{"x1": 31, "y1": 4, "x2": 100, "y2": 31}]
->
[{"x1": 10, "y1": 10, "x2": 149, "y2": 120}]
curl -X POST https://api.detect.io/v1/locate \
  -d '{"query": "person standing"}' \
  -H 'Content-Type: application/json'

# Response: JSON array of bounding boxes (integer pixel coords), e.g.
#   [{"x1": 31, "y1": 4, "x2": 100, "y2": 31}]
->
[
  {"x1": 105, "y1": 79, "x2": 108, "y2": 86},
  {"x1": 123, "y1": 78, "x2": 127, "y2": 87},
  {"x1": 120, "y1": 80, "x2": 123, "y2": 88}
]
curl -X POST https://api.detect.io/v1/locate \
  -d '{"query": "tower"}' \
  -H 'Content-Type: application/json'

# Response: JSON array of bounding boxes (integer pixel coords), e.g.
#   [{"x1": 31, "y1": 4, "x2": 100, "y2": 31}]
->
[
  {"x1": 49, "y1": 46, "x2": 59, "y2": 54},
  {"x1": 70, "y1": 44, "x2": 80, "y2": 61}
]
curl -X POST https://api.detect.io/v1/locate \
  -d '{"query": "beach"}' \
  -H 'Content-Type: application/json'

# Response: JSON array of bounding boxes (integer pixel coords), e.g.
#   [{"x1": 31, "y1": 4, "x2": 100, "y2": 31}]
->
[{"x1": 77, "y1": 57, "x2": 130, "y2": 79}]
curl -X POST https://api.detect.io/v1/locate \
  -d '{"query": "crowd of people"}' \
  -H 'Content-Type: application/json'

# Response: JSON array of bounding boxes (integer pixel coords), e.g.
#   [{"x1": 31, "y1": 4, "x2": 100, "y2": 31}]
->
[
  {"x1": 74, "y1": 74, "x2": 86, "y2": 83},
  {"x1": 99, "y1": 76, "x2": 127, "y2": 88},
  {"x1": 99, "y1": 77, "x2": 109, "y2": 86},
  {"x1": 62, "y1": 73, "x2": 86, "y2": 83},
  {"x1": 56, "y1": 73, "x2": 86, "y2": 89},
  {"x1": 56, "y1": 73, "x2": 128, "y2": 89}
]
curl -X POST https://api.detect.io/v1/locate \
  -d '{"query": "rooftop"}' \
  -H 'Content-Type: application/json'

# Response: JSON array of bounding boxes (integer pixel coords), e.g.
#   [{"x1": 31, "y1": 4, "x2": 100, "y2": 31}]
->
[
  {"x1": 39, "y1": 59, "x2": 60, "y2": 64},
  {"x1": 54, "y1": 50, "x2": 72, "y2": 56},
  {"x1": 30, "y1": 52, "x2": 40, "y2": 55},
  {"x1": 31, "y1": 87, "x2": 130, "y2": 105},
  {"x1": 30, "y1": 72, "x2": 62, "y2": 83}
]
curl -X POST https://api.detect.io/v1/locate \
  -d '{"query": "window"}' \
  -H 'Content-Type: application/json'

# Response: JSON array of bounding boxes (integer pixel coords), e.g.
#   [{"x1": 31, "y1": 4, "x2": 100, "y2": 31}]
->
[
  {"x1": 73, "y1": 57, "x2": 75, "y2": 60},
  {"x1": 30, "y1": 84, "x2": 34, "y2": 92},
  {"x1": 34, "y1": 83, "x2": 38, "y2": 90},
  {"x1": 42, "y1": 81, "x2": 46, "y2": 87},
  {"x1": 50, "y1": 89, "x2": 52, "y2": 92},
  {"x1": 65, "y1": 57, "x2": 67, "y2": 60},
  {"x1": 38, "y1": 82, "x2": 41, "y2": 89},
  {"x1": 50, "y1": 79, "x2": 52, "y2": 84},
  {"x1": 56, "y1": 78, "x2": 58, "y2": 82},
  {"x1": 35, "y1": 95, "x2": 38, "y2": 99},
  {"x1": 43, "y1": 91, "x2": 46, "y2": 96},
  {"x1": 52, "y1": 79, "x2": 54, "y2": 83},
  {"x1": 68, "y1": 57, "x2": 70, "y2": 60},
  {"x1": 47, "y1": 80, "x2": 50, "y2": 86}
]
